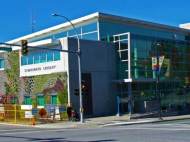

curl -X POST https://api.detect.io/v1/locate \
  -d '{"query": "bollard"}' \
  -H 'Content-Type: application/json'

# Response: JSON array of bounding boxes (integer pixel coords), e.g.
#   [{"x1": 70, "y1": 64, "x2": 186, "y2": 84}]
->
[
  {"x1": 14, "y1": 104, "x2": 16, "y2": 123},
  {"x1": 32, "y1": 117, "x2": 36, "y2": 126}
]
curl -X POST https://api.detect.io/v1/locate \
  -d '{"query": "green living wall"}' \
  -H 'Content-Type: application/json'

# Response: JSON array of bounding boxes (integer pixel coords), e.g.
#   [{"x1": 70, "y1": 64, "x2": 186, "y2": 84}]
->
[{"x1": 23, "y1": 72, "x2": 68, "y2": 107}]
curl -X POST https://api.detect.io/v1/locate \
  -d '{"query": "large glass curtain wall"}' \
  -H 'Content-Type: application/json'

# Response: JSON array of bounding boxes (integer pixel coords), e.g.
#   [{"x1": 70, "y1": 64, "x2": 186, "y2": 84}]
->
[{"x1": 131, "y1": 35, "x2": 190, "y2": 114}]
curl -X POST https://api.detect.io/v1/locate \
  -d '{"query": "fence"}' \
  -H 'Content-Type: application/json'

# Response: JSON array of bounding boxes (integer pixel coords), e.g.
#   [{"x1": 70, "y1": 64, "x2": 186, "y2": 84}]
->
[{"x1": 0, "y1": 104, "x2": 68, "y2": 125}]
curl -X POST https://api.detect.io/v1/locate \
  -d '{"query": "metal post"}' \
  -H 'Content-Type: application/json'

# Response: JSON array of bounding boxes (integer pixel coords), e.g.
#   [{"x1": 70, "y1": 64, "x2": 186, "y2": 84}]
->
[
  {"x1": 156, "y1": 43, "x2": 162, "y2": 120},
  {"x1": 15, "y1": 104, "x2": 16, "y2": 123},
  {"x1": 52, "y1": 13, "x2": 84, "y2": 123},
  {"x1": 128, "y1": 82, "x2": 132, "y2": 119},
  {"x1": 77, "y1": 38, "x2": 84, "y2": 123}
]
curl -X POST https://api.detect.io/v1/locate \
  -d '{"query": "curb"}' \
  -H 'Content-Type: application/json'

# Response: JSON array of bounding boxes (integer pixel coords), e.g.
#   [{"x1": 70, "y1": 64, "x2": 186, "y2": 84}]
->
[
  {"x1": 102, "y1": 116, "x2": 190, "y2": 127},
  {"x1": 0, "y1": 122, "x2": 35, "y2": 128},
  {"x1": 102, "y1": 119, "x2": 160, "y2": 127},
  {"x1": 0, "y1": 115, "x2": 190, "y2": 129}
]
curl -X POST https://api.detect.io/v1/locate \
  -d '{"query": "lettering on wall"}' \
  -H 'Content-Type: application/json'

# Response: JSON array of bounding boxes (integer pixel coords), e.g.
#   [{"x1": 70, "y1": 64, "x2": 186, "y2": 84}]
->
[{"x1": 24, "y1": 65, "x2": 56, "y2": 73}]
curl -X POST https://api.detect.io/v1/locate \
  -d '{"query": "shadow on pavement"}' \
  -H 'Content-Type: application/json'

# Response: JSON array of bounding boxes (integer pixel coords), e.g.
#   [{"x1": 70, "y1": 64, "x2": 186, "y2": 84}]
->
[{"x1": 0, "y1": 135, "x2": 116, "y2": 142}]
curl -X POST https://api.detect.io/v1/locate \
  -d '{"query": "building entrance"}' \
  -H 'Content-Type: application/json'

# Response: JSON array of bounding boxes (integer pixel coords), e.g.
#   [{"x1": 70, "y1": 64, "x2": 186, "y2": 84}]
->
[{"x1": 82, "y1": 73, "x2": 93, "y2": 116}]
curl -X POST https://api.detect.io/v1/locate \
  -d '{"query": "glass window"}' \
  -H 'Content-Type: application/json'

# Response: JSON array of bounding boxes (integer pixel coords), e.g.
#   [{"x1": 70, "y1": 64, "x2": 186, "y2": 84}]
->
[
  {"x1": 51, "y1": 95, "x2": 57, "y2": 105},
  {"x1": 21, "y1": 56, "x2": 28, "y2": 65},
  {"x1": 24, "y1": 96, "x2": 32, "y2": 105},
  {"x1": 28, "y1": 55, "x2": 34, "y2": 65},
  {"x1": 47, "y1": 52, "x2": 53, "y2": 62},
  {"x1": 82, "y1": 22, "x2": 97, "y2": 33},
  {"x1": 37, "y1": 96, "x2": 45, "y2": 106},
  {"x1": 54, "y1": 31, "x2": 67, "y2": 39},
  {"x1": 34, "y1": 55, "x2": 40, "y2": 64},
  {"x1": 53, "y1": 51, "x2": 61, "y2": 61},
  {"x1": 82, "y1": 32, "x2": 98, "y2": 40},
  {"x1": 68, "y1": 27, "x2": 81, "y2": 37},
  {"x1": 0, "y1": 59, "x2": 5, "y2": 68},
  {"x1": 40, "y1": 52, "x2": 46, "y2": 63}
]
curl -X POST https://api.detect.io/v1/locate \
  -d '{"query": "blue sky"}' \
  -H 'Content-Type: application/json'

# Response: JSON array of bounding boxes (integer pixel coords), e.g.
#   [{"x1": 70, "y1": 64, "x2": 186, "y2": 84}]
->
[{"x1": 0, "y1": 0, "x2": 190, "y2": 42}]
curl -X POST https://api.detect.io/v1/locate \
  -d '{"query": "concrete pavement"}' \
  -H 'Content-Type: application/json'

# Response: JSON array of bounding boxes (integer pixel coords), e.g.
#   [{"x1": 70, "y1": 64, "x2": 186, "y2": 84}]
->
[
  {"x1": 34, "y1": 114, "x2": 190, "y2": 129},
  {"x1": 1, "y1": 114, "x2": 190, "y2": 129},
  {"x1": 0, "y1": 119, "x2": 190, "y2": 142}
]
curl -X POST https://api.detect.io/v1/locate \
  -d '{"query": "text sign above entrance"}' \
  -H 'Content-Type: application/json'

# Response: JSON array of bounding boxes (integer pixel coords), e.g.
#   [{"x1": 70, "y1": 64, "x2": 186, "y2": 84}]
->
[{"x1": 20, "y1": 60, "x2": 67, "y2": 77}]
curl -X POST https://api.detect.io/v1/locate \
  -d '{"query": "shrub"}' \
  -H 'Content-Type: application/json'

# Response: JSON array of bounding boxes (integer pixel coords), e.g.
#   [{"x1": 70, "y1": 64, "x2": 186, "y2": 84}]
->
[{"x1": 38, "y1": 108, "x2": 47, "y2": 118}]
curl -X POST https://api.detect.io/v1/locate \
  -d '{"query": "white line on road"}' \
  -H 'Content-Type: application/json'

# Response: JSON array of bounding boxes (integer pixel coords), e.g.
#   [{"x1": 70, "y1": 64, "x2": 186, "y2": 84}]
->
[{"x1": 118, "y1": 127, "x2": 190, "y2": 131}]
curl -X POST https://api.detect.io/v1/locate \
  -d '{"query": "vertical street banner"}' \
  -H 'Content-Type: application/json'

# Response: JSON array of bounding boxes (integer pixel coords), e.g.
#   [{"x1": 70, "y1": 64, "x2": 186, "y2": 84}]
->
[{"x1": 152, "y1": 56, "x2": 164, "y2": 71}]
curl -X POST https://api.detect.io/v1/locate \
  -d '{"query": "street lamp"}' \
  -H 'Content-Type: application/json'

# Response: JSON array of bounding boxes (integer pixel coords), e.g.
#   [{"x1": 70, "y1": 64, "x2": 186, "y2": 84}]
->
[{"x1": 52, "y1": 13, "x2": 84, "y2": 123}]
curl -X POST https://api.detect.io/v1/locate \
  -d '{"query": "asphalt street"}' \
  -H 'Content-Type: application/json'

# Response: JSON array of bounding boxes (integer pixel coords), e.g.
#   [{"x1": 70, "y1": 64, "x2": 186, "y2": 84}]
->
[{"x1": 0, "y1": 119, "x2": 190, "y2": 142}]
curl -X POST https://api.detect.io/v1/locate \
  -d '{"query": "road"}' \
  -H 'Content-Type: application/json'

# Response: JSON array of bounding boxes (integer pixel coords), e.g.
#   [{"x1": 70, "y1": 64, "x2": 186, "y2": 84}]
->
[{"x1": 0, "y1": 119, "x2": 190, "y2": 142}]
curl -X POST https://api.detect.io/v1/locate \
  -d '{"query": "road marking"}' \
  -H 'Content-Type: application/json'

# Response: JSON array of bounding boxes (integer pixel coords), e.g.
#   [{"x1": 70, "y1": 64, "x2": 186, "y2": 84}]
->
[
  {"x1": 39, "y1": 139, "x2": 66, "y2": 142},
  {"x1": 118, "y1": 127, "x2": 190, "y2": 131}
]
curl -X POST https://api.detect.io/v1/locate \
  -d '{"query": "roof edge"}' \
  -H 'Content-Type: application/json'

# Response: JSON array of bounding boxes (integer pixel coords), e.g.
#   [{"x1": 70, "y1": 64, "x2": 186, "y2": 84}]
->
[
  {"x1": 7, "y1": 12, "x2": 100, "y2": 44},
  {"x1": 98, "y1": 12, "x2": 190, "y2": 34}
]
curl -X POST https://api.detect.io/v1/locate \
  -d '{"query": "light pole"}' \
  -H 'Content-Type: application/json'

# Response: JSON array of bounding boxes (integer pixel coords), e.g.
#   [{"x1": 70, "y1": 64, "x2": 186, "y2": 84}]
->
[{"x1": 52, "y1": 13, "x2": 84, "y2": 123}]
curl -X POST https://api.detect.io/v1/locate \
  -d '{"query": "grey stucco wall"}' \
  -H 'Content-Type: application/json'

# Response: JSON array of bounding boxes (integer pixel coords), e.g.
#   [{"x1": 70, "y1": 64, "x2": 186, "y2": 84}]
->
[{"x1": 67, "y1": 38, "x2": 117, "y2": 116}]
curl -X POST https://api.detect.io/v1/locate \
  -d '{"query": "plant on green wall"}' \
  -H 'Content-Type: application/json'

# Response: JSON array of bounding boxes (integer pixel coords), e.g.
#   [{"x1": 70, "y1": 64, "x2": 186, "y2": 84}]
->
[
  {"x1": 4, "y1": 51, "x2": 20, "y2": 96},
  {"x1": 57, "y1": 88, "x2": 68, "y2": 105},
  {"x1": 26, "y1": 72, "x2": 68, "y2": 105}
]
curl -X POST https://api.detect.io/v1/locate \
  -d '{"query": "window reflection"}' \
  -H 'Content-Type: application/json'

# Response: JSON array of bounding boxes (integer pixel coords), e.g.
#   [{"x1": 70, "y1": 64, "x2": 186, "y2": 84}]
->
[
  {"x1": 0, "y1": 59, "x2": 5, "y2": 69},
  {"x1": 21, "y1": 51, "x2": 61, "y2": 66}
]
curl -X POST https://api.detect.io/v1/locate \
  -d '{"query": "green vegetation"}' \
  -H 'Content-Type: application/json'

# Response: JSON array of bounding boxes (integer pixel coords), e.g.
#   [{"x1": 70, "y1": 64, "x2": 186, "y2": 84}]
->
[{"x1": 4, "y1": 51, "x2": 20, "y2": 99}]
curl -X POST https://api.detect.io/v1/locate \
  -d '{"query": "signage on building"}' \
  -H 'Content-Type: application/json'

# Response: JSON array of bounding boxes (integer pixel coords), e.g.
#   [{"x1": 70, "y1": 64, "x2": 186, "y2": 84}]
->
[
  {"x1": 21, "y1": 105, "x2": 32, "y2": 110},
  {"x1": 20, "y1": 58, "x2": 68, "y2": 77},
  {"x1": 20, "y1": 38, "x2": 69, "y2": 77}
]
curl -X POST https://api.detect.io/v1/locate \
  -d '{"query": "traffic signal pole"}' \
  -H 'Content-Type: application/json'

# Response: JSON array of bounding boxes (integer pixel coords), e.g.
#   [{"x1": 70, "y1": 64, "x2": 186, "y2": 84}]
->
[{"x1": 0, "y1": 42, "x2": 79, "y2": 54}]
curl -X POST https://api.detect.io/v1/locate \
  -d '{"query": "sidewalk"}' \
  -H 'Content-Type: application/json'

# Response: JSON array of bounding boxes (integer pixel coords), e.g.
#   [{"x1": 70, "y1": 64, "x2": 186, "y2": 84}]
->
[
  {"x1": 1, "y1": 114, "x2": 190, "y2": 129},
  {"x1": 34, "y1": 114, "x2": 190, "y2": 129},
  {"x1": 34, "y1": 114, "x2": 130, "y2": 129}
]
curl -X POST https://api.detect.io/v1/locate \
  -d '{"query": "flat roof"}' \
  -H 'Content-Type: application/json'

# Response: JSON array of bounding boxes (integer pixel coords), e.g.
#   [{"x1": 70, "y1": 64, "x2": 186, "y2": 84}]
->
[{"x1": 7, "y1": 12, "x2": 190, "y2": 44}]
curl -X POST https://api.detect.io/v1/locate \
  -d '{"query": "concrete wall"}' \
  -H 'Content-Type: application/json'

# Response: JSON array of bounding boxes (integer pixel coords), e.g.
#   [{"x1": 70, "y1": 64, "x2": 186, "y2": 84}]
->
[{"x1": 67, "y1": 38, "x2": 117, "y2": 116}]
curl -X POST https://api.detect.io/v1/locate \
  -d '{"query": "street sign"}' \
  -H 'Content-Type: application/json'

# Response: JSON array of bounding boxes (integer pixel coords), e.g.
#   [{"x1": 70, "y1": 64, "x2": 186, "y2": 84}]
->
[
  {"x1": 25, "y1": 111, "x2": 33, "y2": 118},
  {"x1": 59, "y1": 106, "x2": 66, "y2": 112},
  {"x1": 32, "y1": 108, "x2": 38, "y2": 115}
]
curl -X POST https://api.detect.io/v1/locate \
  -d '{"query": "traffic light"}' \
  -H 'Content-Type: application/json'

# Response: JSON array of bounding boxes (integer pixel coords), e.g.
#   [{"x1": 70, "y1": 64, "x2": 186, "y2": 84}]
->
[
  {"x1": 74, "y1": 89, "x2": 79, "y2": 96},
  {"x1": 21, "y1": 40, "x2": 28, "y2": 56}
]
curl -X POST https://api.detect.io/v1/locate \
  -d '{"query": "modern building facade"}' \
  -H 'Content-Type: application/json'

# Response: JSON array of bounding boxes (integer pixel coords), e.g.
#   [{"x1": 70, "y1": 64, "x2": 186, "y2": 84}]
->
[{"x1": 1, "y1": 12, "x2": 190, "y2": 116}]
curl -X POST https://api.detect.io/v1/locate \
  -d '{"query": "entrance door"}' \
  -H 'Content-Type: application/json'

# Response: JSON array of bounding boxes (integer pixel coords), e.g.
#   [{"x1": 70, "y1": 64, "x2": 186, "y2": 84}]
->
[{"x1": 82, "y1": 73, "x2": 93, "y2": 116}]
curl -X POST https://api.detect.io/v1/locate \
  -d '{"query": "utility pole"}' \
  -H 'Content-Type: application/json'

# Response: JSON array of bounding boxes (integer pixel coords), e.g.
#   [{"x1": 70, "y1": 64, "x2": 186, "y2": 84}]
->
[{"x1": 52, "y1": 13, "x2": 84, "y2": 123}]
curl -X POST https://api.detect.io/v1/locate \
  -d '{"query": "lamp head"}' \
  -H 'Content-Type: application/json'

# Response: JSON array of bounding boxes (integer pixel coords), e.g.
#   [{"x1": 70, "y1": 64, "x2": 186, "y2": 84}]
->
[{"x1": 51, "y1": 13, "x2": 59, "y2": 17}]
